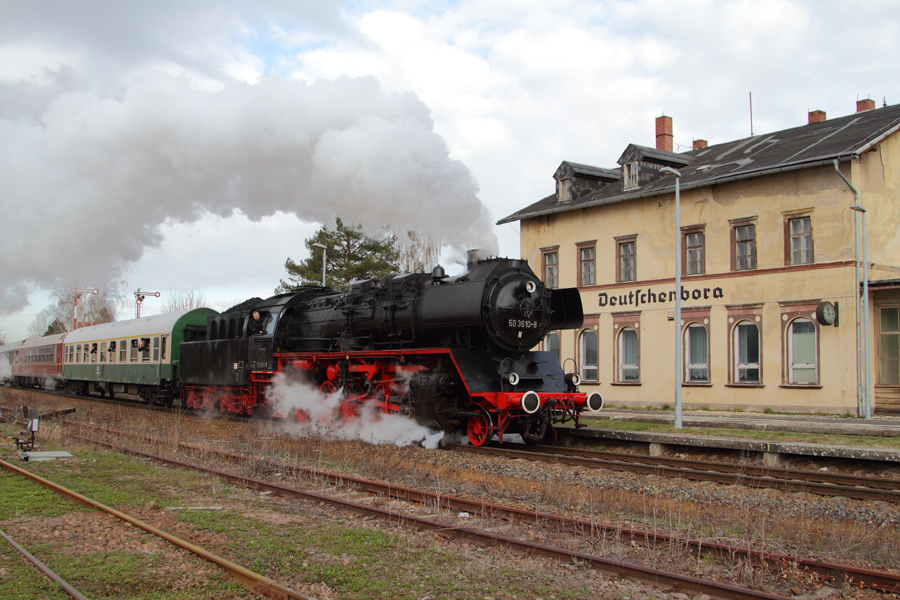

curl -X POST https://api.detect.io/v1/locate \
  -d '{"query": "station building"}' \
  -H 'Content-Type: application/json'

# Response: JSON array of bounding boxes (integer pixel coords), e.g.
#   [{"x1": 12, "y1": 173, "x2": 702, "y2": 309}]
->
[{"x1": 499, "y1": 99, "x2": 900, "y2": 415}]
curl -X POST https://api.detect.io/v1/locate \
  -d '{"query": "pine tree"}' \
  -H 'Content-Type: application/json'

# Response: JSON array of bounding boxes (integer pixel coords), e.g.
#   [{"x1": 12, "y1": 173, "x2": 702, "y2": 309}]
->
[{"x1": 277, "y1": 218, "x2": 400, "y2": 292}]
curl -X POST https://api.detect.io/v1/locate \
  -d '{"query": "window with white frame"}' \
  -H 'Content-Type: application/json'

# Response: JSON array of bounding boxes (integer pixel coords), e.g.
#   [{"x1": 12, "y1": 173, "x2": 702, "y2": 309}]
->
[
  {"x1": 618, "y1": 240, "x2": 636, "y2": 283},
  {"x1": 735, "y1": 224, "x2": 756, "y2": 270},
  {"x1": 623, "y1": 161, "x2": 639, "y2": 189},
  {"x1": 545, "y1": 332, "x2": 560, "y2": 364},
  {"x1": 685, "y1": 323, "x2": 709, "y2": 382},
  {"x1": 789, "y1": 216, "x2": 813, "y2": 265},
  {"x1": 544, "y1": 251, "x2": 558, "y2": 289},
  {"x1": 733, "y1": 321, "x2": 761, "y2": 383},
  {"x1": 580, "y1": 247, "x2": 595, "y2": 287},
  {"x1": 788, "y1": 317, "x2": 817, "y2": 384},
  {"x1": 685, "y1": 231, "x2": 705, "y2": 275},
  {"x1": 880, "y1": 307, "x2": 900, "y2": 385},
  {"x1": 618, "y1": 327, "x2": 639, "y2": 382},
  {"x1": 579, "y1": 329, "x2": 598, "y2": 382}
]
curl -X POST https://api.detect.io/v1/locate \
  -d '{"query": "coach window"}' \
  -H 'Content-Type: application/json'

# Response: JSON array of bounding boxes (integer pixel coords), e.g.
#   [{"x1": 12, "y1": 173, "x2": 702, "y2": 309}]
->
[
  {"x1": 100, "y1": 342, "x2": 107, "y2": 363},
  {"x1": 90, "y1": 343, "x2": 98, "y2": 363},
  {"x1": 733, "y1": 321, "x2": 761, "y2": 384},
  {"x1": 161, "y1": 336, "x2": 168, "y2": 362},
  {"x1": 579, "y1": 329, "x2": 598, "y2": 382},
  {"x1": 617, "y1": 327, "x2": 640, "y2": 382},
  {"x1": 545, "y1": 332, "x2": 560, "y2": 363},
  {"x1": 152, "y1": 337, "x2": 160, "y2": 362},
  {"x1": 75, "y1": 345, "x2": 81, "y2": 363},
  {"x1": 141, "y1": 338, "x2": 151, "y2": 362},
  {"x1": 119, "y1": 340, "x2": 126, "y2": 363},
  {"x1": 684, "y1": 323, "x2": 709, "y2": 382},
  {"x1": 130, "y1": 339, "x2": 138, "y2": 362},
  {"x1": 787, "y1": 317, "x2": 818, "y2": 384},
  {"x1": 108, "y1": 341, "x2": 116, "y2": 363}
]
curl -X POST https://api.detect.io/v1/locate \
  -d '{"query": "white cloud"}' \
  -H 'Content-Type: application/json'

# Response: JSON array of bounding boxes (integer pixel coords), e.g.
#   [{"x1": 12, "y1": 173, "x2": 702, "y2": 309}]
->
[{"x1": 2, "y1": 0, "x2": 900, "y2": 339}]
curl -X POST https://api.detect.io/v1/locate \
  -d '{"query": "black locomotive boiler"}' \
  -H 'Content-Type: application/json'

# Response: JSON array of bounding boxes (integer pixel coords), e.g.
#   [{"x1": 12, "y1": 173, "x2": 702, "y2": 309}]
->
[{"x1": 180, "y1": 256, "x2": 603, "y2": 445}]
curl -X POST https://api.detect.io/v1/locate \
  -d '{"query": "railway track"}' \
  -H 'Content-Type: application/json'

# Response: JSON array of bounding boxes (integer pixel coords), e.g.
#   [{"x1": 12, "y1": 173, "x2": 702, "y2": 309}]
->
[
  {"x1": 64, "y1": 421, "x2": 900, "y2": 595},
  {"x1": 0, "y1": 526, "x2": 90, "y2": 600},
  {"x1": 0, "y1": 458, "x2": 317, "y2": 600},
  {"x1": 449, "y1": 443, "x2": 900, "y2": 503},
  {"x1": 51, "y1": 427, "x2": 792, "y2": 600}
]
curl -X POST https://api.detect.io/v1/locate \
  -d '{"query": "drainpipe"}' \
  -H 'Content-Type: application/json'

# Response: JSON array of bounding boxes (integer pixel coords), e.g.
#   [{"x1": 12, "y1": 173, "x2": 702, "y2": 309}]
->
[{"x1": 833, "y1": 159, "x2": 870, "y2": 419}]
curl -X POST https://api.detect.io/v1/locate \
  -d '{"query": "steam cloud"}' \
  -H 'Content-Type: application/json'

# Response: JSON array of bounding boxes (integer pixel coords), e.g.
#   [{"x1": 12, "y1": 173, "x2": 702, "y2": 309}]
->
[
  {"x1": 267, "y1": 374, "x2": 445, "y2": 449},
  {"x1": 0, "y1": 73, "x2": 498, "y2": 313}
]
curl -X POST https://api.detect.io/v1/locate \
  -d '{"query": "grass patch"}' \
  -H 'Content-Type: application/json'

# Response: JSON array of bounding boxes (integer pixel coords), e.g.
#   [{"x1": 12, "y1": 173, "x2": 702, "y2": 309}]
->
[
  {"x1": 0, "y1": 471, "x2": 93, "y2": 520},
  {"x1": 0, "y1": 539, "x2": 71, "y2": 600},
  {"x1": 177, "y1": 507, "x2": 590, "y2": 599}
]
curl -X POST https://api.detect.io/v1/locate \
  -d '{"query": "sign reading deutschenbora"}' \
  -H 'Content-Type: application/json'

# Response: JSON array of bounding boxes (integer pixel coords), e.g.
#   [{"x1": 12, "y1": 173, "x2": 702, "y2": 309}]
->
[{"x1": 599, "y1": 286, "x2": 724, "y2": 308}]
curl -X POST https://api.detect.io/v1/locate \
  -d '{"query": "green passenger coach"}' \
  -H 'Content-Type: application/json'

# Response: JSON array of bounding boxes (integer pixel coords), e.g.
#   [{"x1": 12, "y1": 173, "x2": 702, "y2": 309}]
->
[{"x1": 62, "y1": 307, "x2": 217, "y2": 404}]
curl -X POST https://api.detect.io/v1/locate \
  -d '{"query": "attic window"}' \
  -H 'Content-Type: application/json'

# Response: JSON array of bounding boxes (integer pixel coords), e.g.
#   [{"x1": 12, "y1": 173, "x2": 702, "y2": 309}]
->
[{"x1": 623, "y1": 162, "x2": 639, "y2": 189}]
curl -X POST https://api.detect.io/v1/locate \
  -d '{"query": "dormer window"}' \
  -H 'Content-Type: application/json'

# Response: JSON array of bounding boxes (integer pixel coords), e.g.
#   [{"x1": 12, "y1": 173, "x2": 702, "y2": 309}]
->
[{"x1": 623, "y1": 161, "x2": 639, "y2": 189}]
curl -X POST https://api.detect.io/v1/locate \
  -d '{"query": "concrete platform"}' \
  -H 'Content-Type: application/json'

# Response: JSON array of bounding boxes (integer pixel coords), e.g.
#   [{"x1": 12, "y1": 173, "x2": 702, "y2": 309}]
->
[
  {"x1": 558, "y1": 410, "x2": 900, "y2": 465},
  {"x1": 19, "y1": 451, "x2": 75, "y2": 462},
  {"x1": 585, "y1": 410, "x2": 900, "y2": 436}
]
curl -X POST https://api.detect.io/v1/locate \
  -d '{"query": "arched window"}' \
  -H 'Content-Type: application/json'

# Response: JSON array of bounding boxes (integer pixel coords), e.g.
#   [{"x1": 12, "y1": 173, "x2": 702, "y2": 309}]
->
[
  {"x1": 788, "y1": 317, "x2": 817, "y2": 384},
  {"x1": 618, "y1": 327, "x2": 639, "y2": 382},
  {"x1": 684, "y1": 323, "x2": 708, "y2": 382},
  {"x1": 579, "y1": 329, "x2": 598, "y2": 382},
  {"x1": 733, "y1": 320, "x2": 760, "y2": 383},
  {"x1": 209, "y1": 321, "x2": 218, "y2": 340},
  {"x1": 545, "y1": 332, "x2": 560, "y2": 364}
]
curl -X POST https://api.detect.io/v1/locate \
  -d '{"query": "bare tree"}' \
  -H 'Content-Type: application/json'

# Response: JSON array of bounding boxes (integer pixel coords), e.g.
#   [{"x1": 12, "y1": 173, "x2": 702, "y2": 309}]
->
[
  {"x1": 160, "y1": 286, "x2": 207, "y2": 313},
  {"x1": 396, "y1": 230, "x2": 441, "y2": 274},
  {"x1": 28, "y1": 279, "x2": 127, "y2": 335},
  {"x1": 27, "y1": 306, "x2": 54, "y2": 338}
]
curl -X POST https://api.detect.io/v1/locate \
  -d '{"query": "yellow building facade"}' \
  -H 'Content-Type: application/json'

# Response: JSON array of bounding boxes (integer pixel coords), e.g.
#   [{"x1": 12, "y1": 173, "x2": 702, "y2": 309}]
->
[{"x1": 500, "y1": 100, "x2": 900, "y2": 415}]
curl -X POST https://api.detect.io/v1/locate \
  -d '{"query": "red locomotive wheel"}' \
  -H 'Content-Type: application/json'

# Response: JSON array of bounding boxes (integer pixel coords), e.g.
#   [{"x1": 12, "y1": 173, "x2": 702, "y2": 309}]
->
[{"x1": 466, "y1": 410, "x2": 492, "y2": 447}]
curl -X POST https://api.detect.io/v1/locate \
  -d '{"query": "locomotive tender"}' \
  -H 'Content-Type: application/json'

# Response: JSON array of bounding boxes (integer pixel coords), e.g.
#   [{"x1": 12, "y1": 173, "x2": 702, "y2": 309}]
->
[
  {"x1": 2, "y1": 257, "x2": 603, "y2": 446},
  {"x1": 181, "y1": 256, "x2": 602, "y2": 445}
]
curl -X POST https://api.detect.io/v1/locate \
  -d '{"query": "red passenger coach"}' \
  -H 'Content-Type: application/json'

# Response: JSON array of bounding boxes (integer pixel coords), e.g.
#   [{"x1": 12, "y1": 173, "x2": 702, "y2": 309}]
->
[{"x1": 9, "y1": 333, "x2": 66, "y2": 388}]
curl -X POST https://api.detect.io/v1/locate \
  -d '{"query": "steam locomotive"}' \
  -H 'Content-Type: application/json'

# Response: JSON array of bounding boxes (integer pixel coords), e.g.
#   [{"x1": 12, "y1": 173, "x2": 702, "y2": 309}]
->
[
  {"x1": 2, "y1": 257, "x2": 602, "y2": 446},
  {"x1": 180, "y1": 256, "x2": 602, "y2": 445}
]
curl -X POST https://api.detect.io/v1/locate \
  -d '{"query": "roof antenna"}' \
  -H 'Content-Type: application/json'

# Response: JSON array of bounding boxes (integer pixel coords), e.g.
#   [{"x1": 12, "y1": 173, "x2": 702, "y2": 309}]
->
[{"x1": 749, "y1": 92, "x2": 754, "y2": 137}]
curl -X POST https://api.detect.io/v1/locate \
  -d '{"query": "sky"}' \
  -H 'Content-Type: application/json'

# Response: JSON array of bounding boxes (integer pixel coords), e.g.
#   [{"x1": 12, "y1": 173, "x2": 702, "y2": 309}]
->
[{"x1": 2, "y1": 0, "x2": 899, "y2": 341}]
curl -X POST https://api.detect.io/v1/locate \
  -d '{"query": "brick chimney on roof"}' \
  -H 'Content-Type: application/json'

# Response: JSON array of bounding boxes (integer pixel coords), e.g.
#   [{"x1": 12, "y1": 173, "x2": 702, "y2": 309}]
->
[
  {"x1": 692, "y1": 139, "x2": 708, "y2": 151},
  {"x1": 656, "y1": 115, "x2": 673, "y2": 152},
  {"x1": 808, "y1": 110, "x2": 826, "y2": 124},
  {"x1": 857, "y1": 98, "x2": 876, "y2": 112}
]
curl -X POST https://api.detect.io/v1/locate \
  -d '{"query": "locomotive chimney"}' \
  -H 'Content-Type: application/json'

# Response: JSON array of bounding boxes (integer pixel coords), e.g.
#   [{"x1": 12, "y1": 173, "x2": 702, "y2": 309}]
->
[{"x1": 466, "y1": 249, "x2": 481, "y2": 272}]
